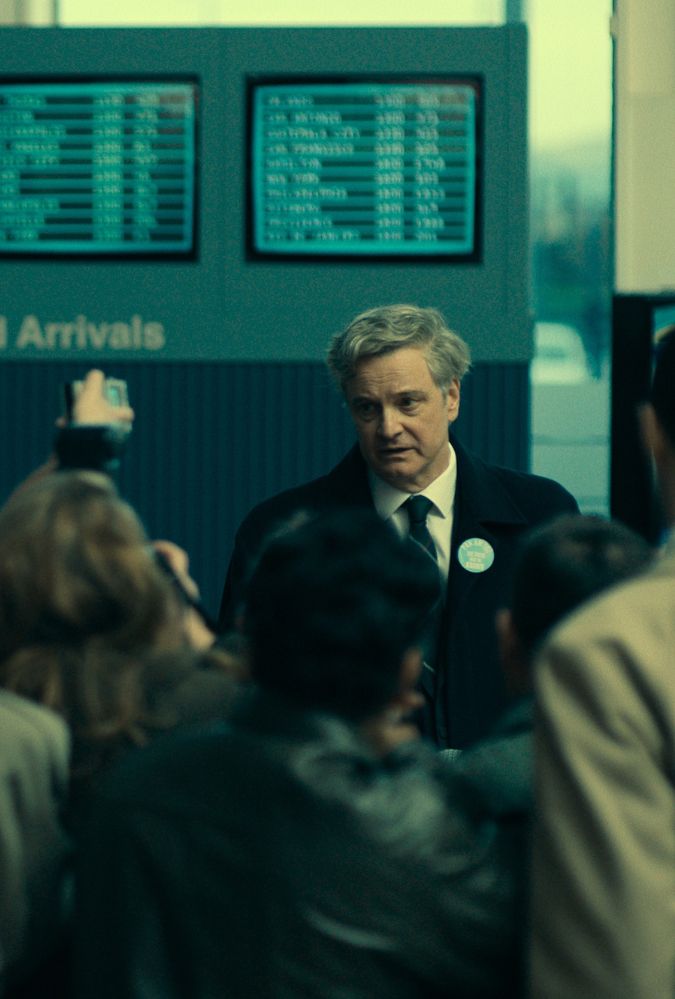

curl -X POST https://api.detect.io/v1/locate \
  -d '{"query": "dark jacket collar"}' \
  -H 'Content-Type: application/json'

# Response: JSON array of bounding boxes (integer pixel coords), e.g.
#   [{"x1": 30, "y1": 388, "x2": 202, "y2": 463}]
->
[
  {"x1": 325, "y1": 434, "x2": 531, "y2": 527},
  {"x1": 451, "y1": 434, "x2": 531, "y2": 528},
  {"x1": 322, "y1": 444, "x2": 374, "y2": 508}
]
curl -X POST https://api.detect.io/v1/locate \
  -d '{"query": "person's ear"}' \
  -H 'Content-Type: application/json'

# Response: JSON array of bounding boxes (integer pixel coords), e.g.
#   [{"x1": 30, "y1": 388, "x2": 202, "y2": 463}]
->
[
  {"x1": 639, "y1": 402, "x2": 666, "y2": 463},
  {"x1": 446, "y1": 378, "x2": 461, "y2": 424},
  {"x1": 361, "y1": 647, "x2": 424, "y2": 754},
  {"x1": 496, "y1": 608, "x2": 530, "y2": 695},
  {"x1": 386, "y1": 647, "x2": 423, "y2": 714},
  {"x1": 383, "y1": 646, "x2": 424, "y2": 720},
  {"x1": 394, "y1": 646, "x2": 422, "y2": 705},
  {"x1": 398, "y1": 646, "x2": 422, "y2": 692}
]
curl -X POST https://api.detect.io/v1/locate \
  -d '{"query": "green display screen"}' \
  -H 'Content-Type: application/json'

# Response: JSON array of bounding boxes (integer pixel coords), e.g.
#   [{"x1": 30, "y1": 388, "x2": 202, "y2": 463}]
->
[
  {"x1": 0, "y1": 79, "x2": 197, "y2": 256},
  {"x1": 250, "y1": 78, "x2": 480, "y2": 259}
]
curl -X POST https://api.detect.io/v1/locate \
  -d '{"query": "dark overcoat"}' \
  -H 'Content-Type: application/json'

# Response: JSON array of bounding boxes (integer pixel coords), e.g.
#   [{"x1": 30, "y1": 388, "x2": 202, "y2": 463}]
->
[{"x1": 219, "y1": 435, "x2": 578, "y2": 747}]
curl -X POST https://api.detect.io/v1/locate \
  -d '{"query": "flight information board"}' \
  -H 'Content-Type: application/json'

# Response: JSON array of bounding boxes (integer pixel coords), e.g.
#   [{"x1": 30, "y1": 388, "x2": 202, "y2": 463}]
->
[
  {"x1": 250, "y1": 79, "x2": 480, "y2": 258},
  {"x1": 0, "y1": 79, "x2": 197, "y2": 256}
]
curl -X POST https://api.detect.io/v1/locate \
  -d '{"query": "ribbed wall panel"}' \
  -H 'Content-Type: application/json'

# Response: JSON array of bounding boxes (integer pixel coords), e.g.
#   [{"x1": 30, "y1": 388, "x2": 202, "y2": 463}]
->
[
  {"x1": 461, "y1": 363, "x2": 530, "y2": 472},
  {"x1": 0, "y1": 360, "x2": 529, "y2": 615}
]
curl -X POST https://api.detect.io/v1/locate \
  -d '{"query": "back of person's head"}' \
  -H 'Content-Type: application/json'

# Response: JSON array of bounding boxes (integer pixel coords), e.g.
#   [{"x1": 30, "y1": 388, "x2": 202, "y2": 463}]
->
[
  {"x1": 651, "y1": 326, "x2": 675, "y2": 448},
  {"x1": 510, "y1": 513, "x2": 653, "y2": 661},
  {"x1": 327, "y1": 303, "x2": 471, "y2": 394},
  {"x1": 244, "y1": 510, "x2": 440, "y2": 721},
  {"x1": 0, "y1": 471, "x2": 185, "y2": 706}
]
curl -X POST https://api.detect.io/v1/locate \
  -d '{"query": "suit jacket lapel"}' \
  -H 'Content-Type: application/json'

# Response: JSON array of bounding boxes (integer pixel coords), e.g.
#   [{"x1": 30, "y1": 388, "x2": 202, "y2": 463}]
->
[
  {"x1": 447, "y1": 435, "x2": 529, "y2": 616},
  {"x1": 323, "y1": 444, "x2": 375, "y2": 510}
]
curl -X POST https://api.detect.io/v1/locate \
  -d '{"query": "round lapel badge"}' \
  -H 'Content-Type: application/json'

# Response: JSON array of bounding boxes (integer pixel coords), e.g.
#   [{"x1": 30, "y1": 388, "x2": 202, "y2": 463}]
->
[{"x1": 457, "y1": 537, "x2": 495, "y2": 574}]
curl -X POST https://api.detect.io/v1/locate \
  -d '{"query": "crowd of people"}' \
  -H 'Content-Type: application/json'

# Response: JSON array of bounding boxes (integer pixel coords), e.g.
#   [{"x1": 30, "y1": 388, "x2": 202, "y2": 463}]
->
[{"x1": 0, "y1": 308, "x2": 672, "y2": 999}]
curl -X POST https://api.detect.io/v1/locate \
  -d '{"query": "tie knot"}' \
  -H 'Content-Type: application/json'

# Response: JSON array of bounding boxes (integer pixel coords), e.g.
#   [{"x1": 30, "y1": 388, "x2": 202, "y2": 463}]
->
[{"x1": 405, "y1": 494, "x2": 434, "y2": 525}]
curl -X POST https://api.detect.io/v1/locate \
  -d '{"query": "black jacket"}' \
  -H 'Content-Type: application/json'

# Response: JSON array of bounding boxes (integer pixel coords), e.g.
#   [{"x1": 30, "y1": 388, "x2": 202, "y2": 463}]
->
[
  {"x1": 74, "y1": 688, "x2": 520, "y2": 999},
  {"x1": 219, "y1": 437, "x2": 578, "y2": 747},
  {"x1": 449, "y1": 697, "x2": 535, "y2": 993}
]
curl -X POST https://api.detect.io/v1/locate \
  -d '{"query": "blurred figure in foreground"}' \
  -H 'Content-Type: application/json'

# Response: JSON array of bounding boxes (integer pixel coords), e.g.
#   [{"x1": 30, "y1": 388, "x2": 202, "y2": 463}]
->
[
  {"x1": 0, "y1": 370, "x2": 239, "y2": 999},
  {"x1": 0, "y1": 471, "x2": 239, "y2": 832},
  {"x1": 0, "y1": 370, "x2": 132, "y2": 997},
  {"x1": 0, "y1": 693, "x2": 70, "y2": 997},
  {"x1": 74, "y1": 511, "x2": 518, "y2": 999},
  {"x1": 451, "y1": 513, "x2": 653, "y2": 989},
  {"x1": 529, "y1": 330, "x2": 675, "y2": 998}
]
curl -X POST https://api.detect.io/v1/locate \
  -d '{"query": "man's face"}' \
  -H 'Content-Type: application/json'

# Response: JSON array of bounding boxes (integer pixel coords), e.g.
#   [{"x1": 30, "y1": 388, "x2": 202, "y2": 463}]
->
[{"x1": 345, "y1": 346, "x2": 460, "y2": 492}]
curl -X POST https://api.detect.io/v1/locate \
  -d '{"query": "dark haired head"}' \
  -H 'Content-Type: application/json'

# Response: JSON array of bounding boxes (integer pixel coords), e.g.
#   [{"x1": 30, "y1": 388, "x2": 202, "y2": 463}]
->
[
  {"x1": 510, "y1": 513, "x2": 653, "y2": 660},
  {"x1": 651, "y1": 327, "x2": 675, "y2": 448},
  {"x1": 244, "y1": 510, "x2": 440, "y2": 721}
]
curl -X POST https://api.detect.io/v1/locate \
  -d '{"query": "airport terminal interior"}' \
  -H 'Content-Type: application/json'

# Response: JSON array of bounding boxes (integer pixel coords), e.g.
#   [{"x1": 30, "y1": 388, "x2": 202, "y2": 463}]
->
[
  {"x1": 0, "y1": 0, "x2": 632, "y2": 610},
  {"x1": 0, "y1": 3, "x2": 673, "y2": 998}
]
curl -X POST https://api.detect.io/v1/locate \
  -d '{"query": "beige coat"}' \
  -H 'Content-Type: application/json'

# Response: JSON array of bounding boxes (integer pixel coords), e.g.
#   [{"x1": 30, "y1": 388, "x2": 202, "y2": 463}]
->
[
  {"x1": 530, "y1": 536, "x2": 675, "y2": 999},
  {"x1": 0, "y1": 691, "x2": 70, "y2": 991}
]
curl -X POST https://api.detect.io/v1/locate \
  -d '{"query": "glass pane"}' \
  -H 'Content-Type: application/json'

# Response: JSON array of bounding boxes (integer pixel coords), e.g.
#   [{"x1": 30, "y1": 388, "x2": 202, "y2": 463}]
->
[
  {"x1": 528, "y1": 0, "x2": 612, "y2": 514},
  {"x1": 58, "y1": 0, "x2": 504, "y2": 27}
]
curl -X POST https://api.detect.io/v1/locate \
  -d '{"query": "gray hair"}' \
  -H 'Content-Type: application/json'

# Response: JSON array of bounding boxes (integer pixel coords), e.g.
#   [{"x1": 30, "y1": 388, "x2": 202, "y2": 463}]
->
[{"x1": 327, "y1": 304, "x2": 471, "y2": 394}]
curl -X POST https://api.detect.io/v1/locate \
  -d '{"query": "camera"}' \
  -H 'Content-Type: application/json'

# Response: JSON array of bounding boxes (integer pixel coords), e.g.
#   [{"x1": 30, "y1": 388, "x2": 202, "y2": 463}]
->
[{"x1": 63, "y1": 377, "x2": 129, "y2": 421}]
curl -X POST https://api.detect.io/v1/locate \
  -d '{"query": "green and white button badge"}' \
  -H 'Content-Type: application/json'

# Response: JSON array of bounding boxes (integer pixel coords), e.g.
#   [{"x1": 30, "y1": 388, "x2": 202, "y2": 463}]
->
[{"x1": 457, "y1": 537, "x2": 495, "y2": 573}]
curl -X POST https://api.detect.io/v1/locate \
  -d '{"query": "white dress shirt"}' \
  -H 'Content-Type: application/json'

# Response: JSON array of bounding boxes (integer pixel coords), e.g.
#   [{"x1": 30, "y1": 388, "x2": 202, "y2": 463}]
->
[{"x1": 368, "y1": 443, "x2": 457, "y2": 579}]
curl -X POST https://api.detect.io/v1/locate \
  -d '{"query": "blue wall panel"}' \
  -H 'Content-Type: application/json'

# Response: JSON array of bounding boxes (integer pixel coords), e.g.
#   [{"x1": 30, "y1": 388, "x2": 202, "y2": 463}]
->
[
  {"x1": 0, "y1": 26, "x2": 529, "y2": 365},
  {"x1": 0, "y1": 360, "x2": 528, "y2": 617}
]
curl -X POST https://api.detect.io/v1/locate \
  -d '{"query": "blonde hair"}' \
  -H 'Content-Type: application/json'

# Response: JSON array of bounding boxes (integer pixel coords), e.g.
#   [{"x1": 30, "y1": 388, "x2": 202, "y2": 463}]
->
[{"x1": 0, "y1": 471, "x2": 185, "y2": 738}]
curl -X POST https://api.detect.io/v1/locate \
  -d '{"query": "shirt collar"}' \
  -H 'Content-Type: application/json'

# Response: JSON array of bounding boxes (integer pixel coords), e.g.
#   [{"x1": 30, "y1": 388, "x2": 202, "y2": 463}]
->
[{"x1": 369, "y1": 443, "x2": 457, "y2": 519}]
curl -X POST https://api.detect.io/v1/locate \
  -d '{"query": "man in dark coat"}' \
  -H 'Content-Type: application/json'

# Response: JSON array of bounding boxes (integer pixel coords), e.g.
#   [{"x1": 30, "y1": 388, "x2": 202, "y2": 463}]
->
[{"x1": 219, "y1": 304, "x2": 578, "y2": 748}]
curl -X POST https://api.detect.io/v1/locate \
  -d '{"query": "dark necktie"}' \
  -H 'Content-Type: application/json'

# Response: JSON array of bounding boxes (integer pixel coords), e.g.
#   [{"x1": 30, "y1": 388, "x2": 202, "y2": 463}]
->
[
  {"x1": 405, "y1": 494, "x2": 437, "y2": 564},
  {"x1": 404, "y1": 494, "x2": 441, "y2": 712}
]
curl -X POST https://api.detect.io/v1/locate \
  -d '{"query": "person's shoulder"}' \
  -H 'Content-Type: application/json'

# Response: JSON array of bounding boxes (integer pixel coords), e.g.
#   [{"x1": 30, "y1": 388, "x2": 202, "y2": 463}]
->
[
  {"x1": 453, "y1": 698, "x2": 534, "y2": 818},
  {"x1": 138, "y1": 649, "x2": 241, "y2": 731},
  {"x1": 0, "y1": 692, "x2": 69, "y2": 773},
  {"x1": 235, "y1": 445, "x2": 367, "y2": 538},
  {"x1": 83, "y1": 721, "x2": 234, "y2": 832},
  {"x1": 554, "y1": 550, "x2": 672, "y2": 647},
  {"x1": 538, "y1": 553, "x2": 674, "y2": 713},
  {"x1": 491, "y1": 461, "x2": 576, "y2": 503},
  {"x1": 237, "y1": 477, "x2": 328, "y2": 536},
  {"x1": 452, "y1": 436, "x2": 578, "y2": 518},
  {"x1": 485, "y1": 461, "x2": 578, "y2": 516}
]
